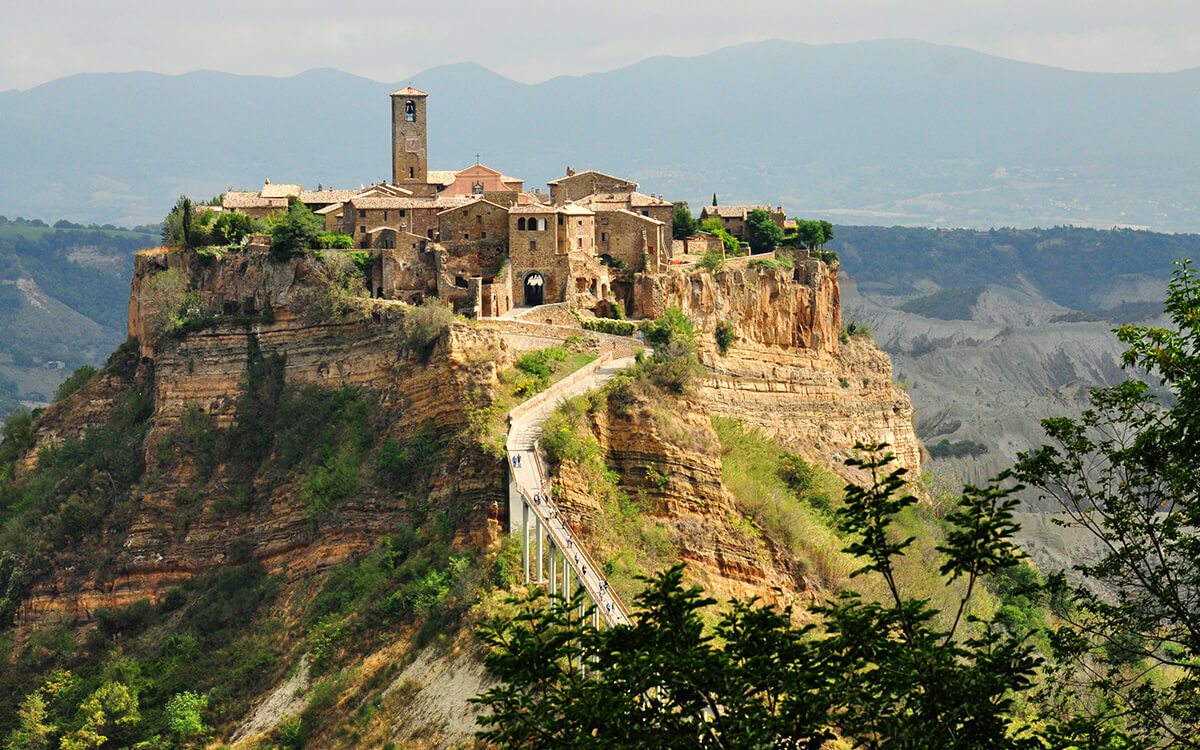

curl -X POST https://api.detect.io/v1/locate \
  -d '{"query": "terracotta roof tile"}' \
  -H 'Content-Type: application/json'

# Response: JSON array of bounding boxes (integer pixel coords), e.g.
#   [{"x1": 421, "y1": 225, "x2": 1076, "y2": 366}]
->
[
  {"x1": 260, "y1": 183, "x2": 303, "y2": 199},
  {"x1": 390, "y1": 86, "x2": 429, "y2": 97},
  {"x1": 616, "y1": 209, "x2": 665, "y2": 226},
  {"x1": 299, "y1": 189, "x2": 358, "y2": 203},
  {"x1": 701, "y1": 205, "x2": 770, "y2": 219},
  {"x1": 546, "y1": 169, "x2": 635, "y2": 186}
]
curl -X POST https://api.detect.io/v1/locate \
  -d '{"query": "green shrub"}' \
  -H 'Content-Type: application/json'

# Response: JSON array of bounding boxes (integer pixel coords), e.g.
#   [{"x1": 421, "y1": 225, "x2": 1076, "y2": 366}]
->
[
  {"x1": 212, "y1": 211, "x2": 256, "y2": 245},
  {"x1": 54, "y1": 366, "x2": 97, "y2": 402},
  {"x1": 697, "y1": 250, "x2": 725, "y2": 272},
  {"x1": 196, "y1": 247, "x2": 224, "y2": 266},
  {"x1": 714, "y1": 321, "x2": 737, "y2": 355},
  {"x1": 294, "y1": 252, "x2": 368, "y2": 325},
  {"x1": 269, "y1": 199, "x2": 323, "y2": 261},
  {"x1": 927, "y1": 438, "x2": 988, "y2": 458},
  {"x1": 301, "y1": 446, "x2": 361, "y2": 520},
  {"x1": 844, "y1": 321, "x2": 872, "y2": 338},
  {"x1": 580, "y1": 317, "x2": 637, "y2": 336},
  {"x1": 778, "y1": 453, "x2": 816, "y2": 493},
  {"x1": 748, "y1": 256, "x2": 795, "y2": 271},
  {"x1": 515, "y1": 347, "x2": 569, "y2": 391},
  {"x1": 316, "y1": 233, "x2": 355, "y2": 250},
  {"x1": 641, "y1": 307, "x2": 694, "y2": 349},
  {"x1": 403, "y1": 298, "x2": 456, "y2": 359},
  {"x1": 375, "y1": 422, "x2": 443, "y2": 489}
]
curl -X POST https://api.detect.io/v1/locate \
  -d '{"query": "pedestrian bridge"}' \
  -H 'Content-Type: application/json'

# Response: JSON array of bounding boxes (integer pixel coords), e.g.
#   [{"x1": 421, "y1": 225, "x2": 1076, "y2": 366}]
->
[{"x1": 506, "y1": 348, "x2": 636, "y2": 628}]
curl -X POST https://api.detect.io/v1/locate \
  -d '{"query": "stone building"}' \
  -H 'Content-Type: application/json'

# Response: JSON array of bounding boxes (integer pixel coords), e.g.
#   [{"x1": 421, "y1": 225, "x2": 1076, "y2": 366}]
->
[
  {"x1": 214, "y1": 87, "x2": 797, "y2": 319},
  {"x1": 548, "y1": 169, "x2": 638, "y2": 204},
  {"x1": 391, "y1": 86, "x2": 429, "y2": 187},
  {"x1": 699, "y1": 204, "x2": 787, "y2": 240},
  {"x1": 437, "y1": 163, "x2": 524, "y2": 198}
]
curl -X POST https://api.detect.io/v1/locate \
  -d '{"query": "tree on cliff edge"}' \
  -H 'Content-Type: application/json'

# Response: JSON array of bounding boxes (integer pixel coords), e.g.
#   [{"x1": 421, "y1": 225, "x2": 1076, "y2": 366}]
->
[
  {"x1": 745, "y1": 208, "x2": 783, "y2": 254},
  {"x1": 269, "y1": 198, "x2": 323, "y2": 261},
  {"x1": 672, "y1": 202, "x2": 700, "y2": 240}
]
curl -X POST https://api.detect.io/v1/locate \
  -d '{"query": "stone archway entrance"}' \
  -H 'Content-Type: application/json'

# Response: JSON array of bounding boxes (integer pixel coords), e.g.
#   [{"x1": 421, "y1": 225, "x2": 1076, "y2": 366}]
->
[{"x1": 523, "y1": 272, "x2": 545, "y2": 306}]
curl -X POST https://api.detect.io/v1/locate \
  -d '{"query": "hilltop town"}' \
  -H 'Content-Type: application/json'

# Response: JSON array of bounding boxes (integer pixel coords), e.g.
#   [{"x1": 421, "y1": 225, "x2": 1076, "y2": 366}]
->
[{"x1": 215, "y1": 87, "x2": 790, "y2": 320}]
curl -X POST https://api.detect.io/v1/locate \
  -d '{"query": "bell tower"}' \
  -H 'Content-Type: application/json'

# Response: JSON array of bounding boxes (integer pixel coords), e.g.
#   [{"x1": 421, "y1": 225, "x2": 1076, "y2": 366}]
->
[{"x1": 391, "y1": 86, "x2": 428, "y2": 186}]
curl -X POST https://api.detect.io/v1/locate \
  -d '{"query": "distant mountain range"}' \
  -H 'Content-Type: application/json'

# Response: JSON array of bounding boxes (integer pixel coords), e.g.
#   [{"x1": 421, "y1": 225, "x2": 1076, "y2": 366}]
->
[{"x1": 3, "y1": 39, "x2": 1200, "y2": 230}]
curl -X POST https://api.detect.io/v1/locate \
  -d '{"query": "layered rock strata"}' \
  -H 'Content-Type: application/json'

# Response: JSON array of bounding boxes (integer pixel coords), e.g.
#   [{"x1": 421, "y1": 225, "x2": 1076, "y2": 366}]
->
[
  {"x1": 552, "y1": 391, "x2": 816, "y2": 610},
  {"x1": 16, "y1": 248, "x2": 515, "y2": 624},
  {"x1": 635, "y1": 255, "x2": 920, "y2": 472}
]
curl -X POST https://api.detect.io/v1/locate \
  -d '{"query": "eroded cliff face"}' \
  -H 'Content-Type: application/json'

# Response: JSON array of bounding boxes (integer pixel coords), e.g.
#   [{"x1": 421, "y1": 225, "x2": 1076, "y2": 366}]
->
[
  {"x1": 17, "y1": 248, "x2": 515, "y2": 624},
  {"x1": 637, "y1": 256, "x2": 920, "y2": 473},
  {"x1": 551, "y1": 390, "x2": 817, "y2": 610}
]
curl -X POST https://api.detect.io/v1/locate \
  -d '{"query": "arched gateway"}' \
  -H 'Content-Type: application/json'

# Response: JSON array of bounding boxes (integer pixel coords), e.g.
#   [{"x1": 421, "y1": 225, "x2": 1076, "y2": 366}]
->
[{"x1": 523, "y1": 272, "x2": 545, "y2": 306}]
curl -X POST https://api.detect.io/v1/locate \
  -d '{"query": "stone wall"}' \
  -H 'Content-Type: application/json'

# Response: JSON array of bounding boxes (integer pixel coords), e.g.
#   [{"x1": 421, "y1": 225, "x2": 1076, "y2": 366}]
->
[
  {"x1": 596, "y1": 209, "x2": 658, "y2": 271},
  {"x1": 437, "y1": 200, "x2": 509, "y2": 249}
]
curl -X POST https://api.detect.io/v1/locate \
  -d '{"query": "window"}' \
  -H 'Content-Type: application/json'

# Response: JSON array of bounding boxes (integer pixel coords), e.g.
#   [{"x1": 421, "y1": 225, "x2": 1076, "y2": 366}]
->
[
  {"x1": 538, "y1": 218, "x2": 547, "y2": 231},
  {"x1": 530, "y1": 240, "x2": 537, "y2": 251},
  {"x1": 409, "y1": 167, "x2": 415, "y2": 179},
  {"x1": 464, "y1": 232, "x2": 469, "y2": 240},
  {"x1": 577, "y1": 237, "x2": 583, "y2": 248},
  {"x1": 601, "y1": 232, "x2": 607, "y2": 242},
  {"x1": 577, "y1": 220, "x2": 583, "y2": 226},
  {"x1": 642, "y1": 209, "x2": 650, "y2": 217},
  {"x1": 384, "y1": 211, "x2": 388, "y2": 221},
  {"x1": 399, "y1": 209, "x2": 406, "y2": 217},
  {"x1": 481, "y1": 231, "x2": 487, "y2": 239},
  {"x1": 359, "y1": 209, "x2": 366, "y2": 218},
  {"x1": 405, "y1": 100, "x2": 416, "y2": 122},
  {"x1": 518, "y1": 217, "x2": 527, "y2": 231},
  {"x1": 359, "y1": 225, "x2": 366, "y2": 234},
  {"x1": 427, "y1": 229, "x2": 435, "y2": 239}
]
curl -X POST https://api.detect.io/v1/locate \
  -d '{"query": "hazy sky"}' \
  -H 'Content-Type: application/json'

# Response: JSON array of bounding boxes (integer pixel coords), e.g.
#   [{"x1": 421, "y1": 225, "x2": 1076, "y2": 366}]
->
[{"x1": 3, "y1": 0, "x2": 1199, "y2": 92}]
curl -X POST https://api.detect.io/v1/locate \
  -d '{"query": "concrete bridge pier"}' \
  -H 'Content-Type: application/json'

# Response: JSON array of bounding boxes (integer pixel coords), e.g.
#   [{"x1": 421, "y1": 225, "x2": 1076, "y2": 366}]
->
[{"x1": 536, "y1": 520, "x2": 545, "y2": 583}]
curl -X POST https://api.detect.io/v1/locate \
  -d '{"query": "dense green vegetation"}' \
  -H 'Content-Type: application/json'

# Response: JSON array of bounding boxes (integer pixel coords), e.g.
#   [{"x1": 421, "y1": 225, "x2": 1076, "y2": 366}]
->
[
  {"x1": 784, "y1": 218, "x2": 834, "y2": 250},
  {"x1": 0, "y1": 219, "x2": 151, "y2": 411},
  {"x1": 0, "y1": 320, "x2": 512, "y2": 747},
  {"x1": 927, "y1": 438, "x2": 989, "y2": 458},
  {"x1": 898, "y1": 285, "x2": 986, "y2": 320},
  {"x1": 474, "y1": 446, "x2": 1056, "y2": 748},
  {"x1": 671, "y1": 202, "x2": 699, "y2": 240},
  {"x1": 744, "y1": 208, "x2": 783, "y2": 253},
  {"x1": 832, "y1": 224, "x2": 1200, "y2": 311},
  {"x1": 475, "y1": 259, "x2": 1200, "y2": 748}
]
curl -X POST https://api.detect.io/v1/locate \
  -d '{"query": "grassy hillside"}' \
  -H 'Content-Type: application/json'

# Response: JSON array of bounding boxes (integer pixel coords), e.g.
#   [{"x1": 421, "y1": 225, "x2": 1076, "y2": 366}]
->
[
  {"x1": 833, "y1": 224, "x2": 1195, "y2": 311},
  {"x1": 0, "y1": 218, "x2": 152, "y2": 413}
]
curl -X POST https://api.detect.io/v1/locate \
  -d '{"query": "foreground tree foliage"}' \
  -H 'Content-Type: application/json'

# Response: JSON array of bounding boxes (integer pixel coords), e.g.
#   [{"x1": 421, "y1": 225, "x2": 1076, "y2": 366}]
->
[
  {"x1": 473, "y1": 446, "x2": 1112, "y2": 748},
  {"x1": 1015, "y1": 259, "x2": 1200, "y2": 746}
]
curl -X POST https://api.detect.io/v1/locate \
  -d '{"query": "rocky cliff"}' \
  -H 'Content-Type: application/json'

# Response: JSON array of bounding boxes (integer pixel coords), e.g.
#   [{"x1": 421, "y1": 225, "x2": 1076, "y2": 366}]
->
[
  {"x1": 0, "y1": 244, "x2": 923, "y2": 749},
  {"x1": 550, "y1": 387, "x2": 818, "y2": 610},
  {"x1": 14, "y1": 247, "x2": 516, "y2": 625},
  {"x1": 637, "y1": 255, "x2": 920, "y2": 473}
]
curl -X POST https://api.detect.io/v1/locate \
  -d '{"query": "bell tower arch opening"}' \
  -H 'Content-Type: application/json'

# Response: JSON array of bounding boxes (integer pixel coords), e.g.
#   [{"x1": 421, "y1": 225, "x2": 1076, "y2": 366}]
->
[{"x1": 391, "y1": 87, "x2": 428, "y2": 185}]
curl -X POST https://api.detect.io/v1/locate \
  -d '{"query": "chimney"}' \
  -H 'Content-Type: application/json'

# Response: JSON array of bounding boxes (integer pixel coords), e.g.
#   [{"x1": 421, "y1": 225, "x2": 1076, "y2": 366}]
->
[{"x1": 566, "y1": 166, "x2": 576, "y2": 176}]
